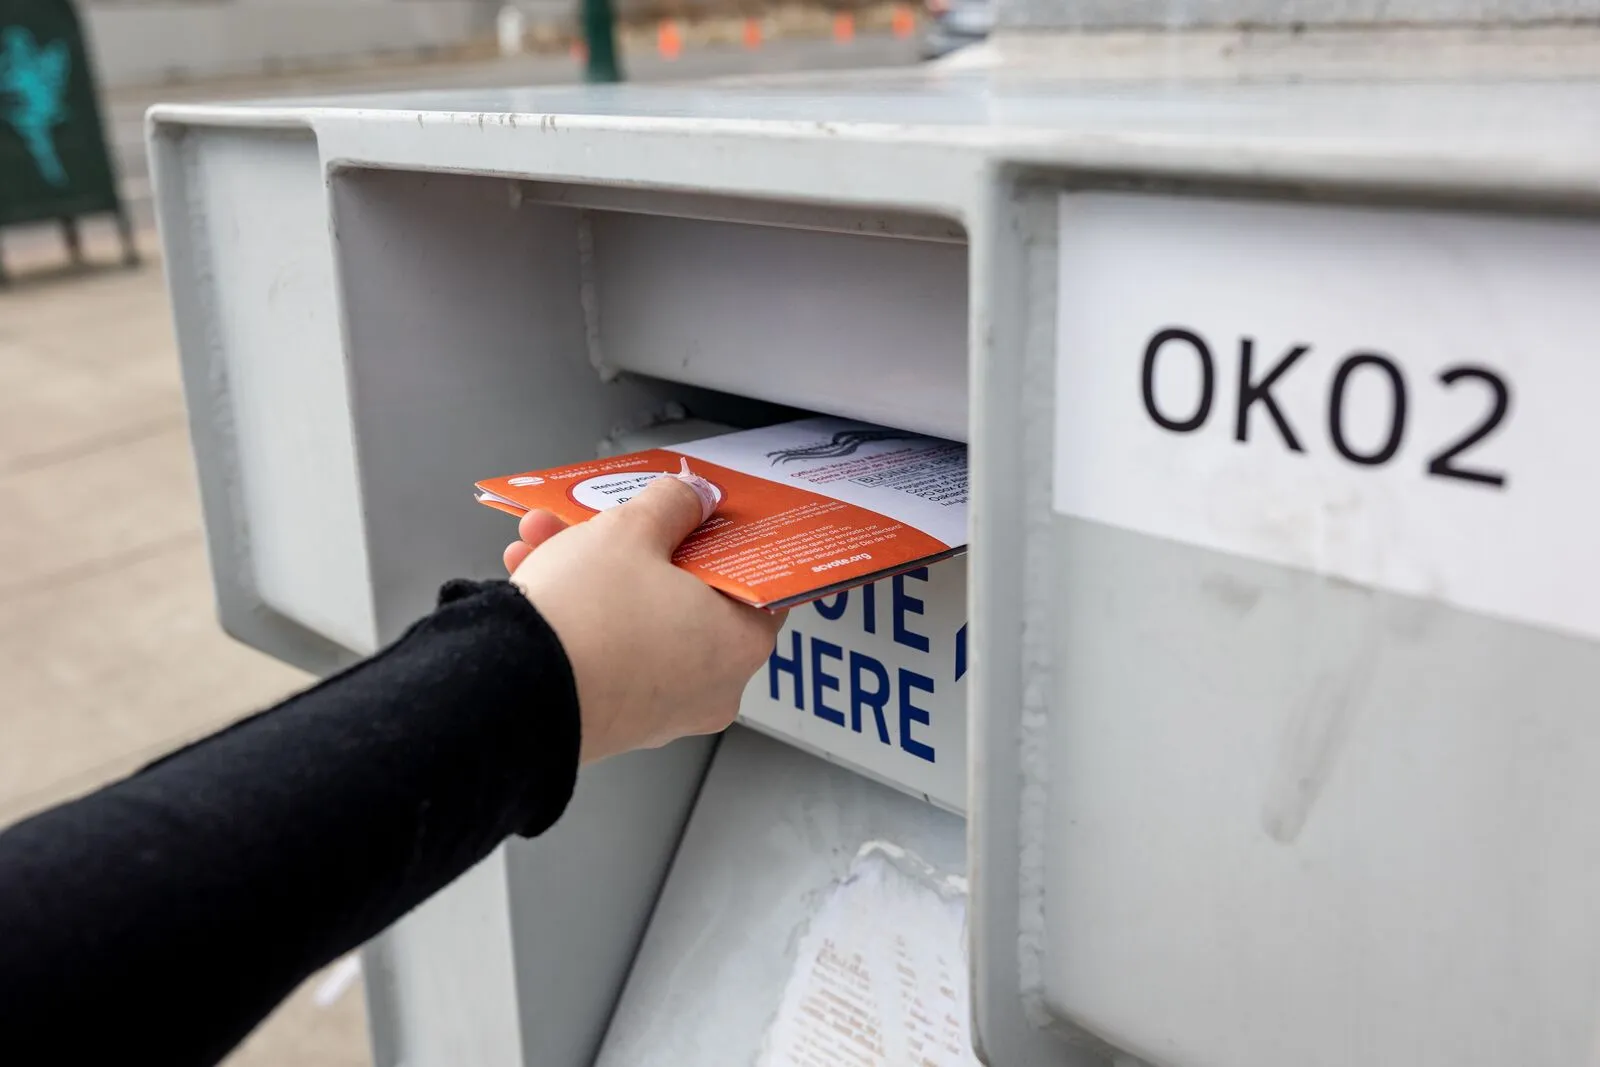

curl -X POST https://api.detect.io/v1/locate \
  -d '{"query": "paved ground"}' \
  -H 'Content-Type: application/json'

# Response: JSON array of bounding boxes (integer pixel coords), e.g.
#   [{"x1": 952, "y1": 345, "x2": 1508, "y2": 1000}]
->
[
  {"x1": 0, "y1": 239, "x2": 366, "y2": 1065},
  {"x1": 0, "y1": 35, "x2": 919, "y2": 1066}
]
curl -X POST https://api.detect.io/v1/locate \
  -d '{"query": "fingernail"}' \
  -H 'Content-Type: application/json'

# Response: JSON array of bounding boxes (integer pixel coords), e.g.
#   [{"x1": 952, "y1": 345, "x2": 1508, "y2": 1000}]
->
[{"x1": 668, "y1": 458, "x2": 721, "y2": 523}]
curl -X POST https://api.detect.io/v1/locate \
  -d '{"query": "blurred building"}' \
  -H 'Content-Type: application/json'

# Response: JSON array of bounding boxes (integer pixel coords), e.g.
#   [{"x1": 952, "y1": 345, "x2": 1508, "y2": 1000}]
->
[{"x1": 82, "y1": 0, "x2": 524, "y2": 87}]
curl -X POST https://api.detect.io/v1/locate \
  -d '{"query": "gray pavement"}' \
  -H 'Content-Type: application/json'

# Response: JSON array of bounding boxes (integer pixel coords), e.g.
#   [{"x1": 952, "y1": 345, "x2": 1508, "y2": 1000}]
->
[{"x1": 0, "y1": 249, "x2": 362, "y2": 1066}]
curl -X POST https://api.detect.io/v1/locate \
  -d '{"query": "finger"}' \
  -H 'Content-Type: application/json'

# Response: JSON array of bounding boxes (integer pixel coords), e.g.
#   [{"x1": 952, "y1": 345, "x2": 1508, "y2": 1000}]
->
[
  {"x1": 518, "y1": 509, "x2": 568, "y2": 549},
  {"x1": 613, "y1": 475, "x2": 708, "y2": 556},
  {"x1": 503, "y1": 540, "x2": 533, "y2": 574},
  {"x1": 747, "y1": 605, "x2": 788, "y2": 655}
]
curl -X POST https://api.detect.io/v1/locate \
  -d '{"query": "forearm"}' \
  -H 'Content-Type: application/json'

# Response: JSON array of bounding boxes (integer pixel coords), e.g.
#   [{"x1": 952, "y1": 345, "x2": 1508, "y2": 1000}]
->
[{"x1": 0, "y1": 580, "x2": 580, "y2": 1065}]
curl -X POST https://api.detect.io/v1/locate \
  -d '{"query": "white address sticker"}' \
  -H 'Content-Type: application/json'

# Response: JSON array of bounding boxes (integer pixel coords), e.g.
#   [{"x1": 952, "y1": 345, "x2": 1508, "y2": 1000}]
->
[
  {"x1": 1055, "y1": 193, "x2": 1600, "y2": 642},
  {"x1": 739, "y1": 557, "x2": 966, "y2": 812}
]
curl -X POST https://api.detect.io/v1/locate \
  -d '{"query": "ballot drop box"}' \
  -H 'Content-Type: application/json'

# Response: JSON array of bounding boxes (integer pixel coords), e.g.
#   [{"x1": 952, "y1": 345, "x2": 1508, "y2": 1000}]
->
[{"x1": 149, "y1": 41, "x2": 1600, "y2": 1067}]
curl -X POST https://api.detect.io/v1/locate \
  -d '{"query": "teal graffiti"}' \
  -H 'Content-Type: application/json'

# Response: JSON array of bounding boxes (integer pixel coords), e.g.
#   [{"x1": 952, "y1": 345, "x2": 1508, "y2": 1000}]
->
[{"x1": 0, "y1": 26, "x2": 72, "y2": 186}]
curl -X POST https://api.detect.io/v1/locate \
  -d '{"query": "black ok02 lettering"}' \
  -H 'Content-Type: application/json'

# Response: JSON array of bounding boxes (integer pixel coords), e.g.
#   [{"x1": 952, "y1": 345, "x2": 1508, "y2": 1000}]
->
[
  {"x1": 1140, "y1": 328, "x2": 1214, "y2": 433},
  {"x1": 1328, "y1": 353, "x2": 1407, "y2": 466},
  {"x1": 1138, "y1": 326, "x2": 1511, "y2": 489}
]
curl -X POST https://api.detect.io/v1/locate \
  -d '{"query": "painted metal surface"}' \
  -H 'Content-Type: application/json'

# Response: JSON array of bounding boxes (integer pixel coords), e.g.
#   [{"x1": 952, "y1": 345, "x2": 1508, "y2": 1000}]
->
[
  {"x1": 589, "y1": 211, "x2": 968, "y2": 440},
  {"x1": 595, "y1": 727, "x2": 968, "y2": 1067},
  {"x1": 184, "y1": 128, "x2": 378, "y2": 656},
  {"x1": 148, "y1": 48, "x2": 1600, "y2": 1067},
  {"x1": 998, "y1": 0, "x2": 1600, "y2": 29},
  {"x1": 1028, "y1": 190, "x2": 1600, "y2": 1067}
]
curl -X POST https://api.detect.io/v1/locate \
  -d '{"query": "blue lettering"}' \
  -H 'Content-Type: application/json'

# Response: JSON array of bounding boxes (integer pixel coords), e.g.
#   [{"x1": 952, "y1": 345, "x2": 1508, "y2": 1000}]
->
[
  {"x1": 810, "y1": 639, "x2": 845, "y2": 727},
  {"x1": 861, "y1": 581, "x2": 878, "y2": 634},
  {"x1": 769, "y1": 629, "x2": 804, "y2": 709},
  {"x1": 848, "y1": 651, "x2": 892, "y2": 743},
  {"x1": 892, "y1": 568, "x2": 930, "y2": 652},
  {"x1": 955, "y1": 623, "x2": 967, "y2": 682},
  {"x1": 814, "y1": 592, "x2": 849, "y2": 622},
  {"x1": 898, "y1": 669, "x2": 936, "y2": 762}
]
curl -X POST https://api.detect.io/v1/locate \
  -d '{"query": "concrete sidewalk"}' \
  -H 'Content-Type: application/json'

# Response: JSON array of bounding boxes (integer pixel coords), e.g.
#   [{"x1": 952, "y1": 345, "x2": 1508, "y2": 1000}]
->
[{"x1": 0, "y1": 238, "x2": 369, "y2": 1064}]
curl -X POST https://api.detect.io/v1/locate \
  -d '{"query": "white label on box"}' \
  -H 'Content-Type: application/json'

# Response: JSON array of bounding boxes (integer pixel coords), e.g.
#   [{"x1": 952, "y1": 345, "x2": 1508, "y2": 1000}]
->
[
  {"x1": 1055, "y1": 192, "x2": 1600, "y2": 642},
  {"x1": 740, "y1": 557, "x2": 967, "y2": 812}
]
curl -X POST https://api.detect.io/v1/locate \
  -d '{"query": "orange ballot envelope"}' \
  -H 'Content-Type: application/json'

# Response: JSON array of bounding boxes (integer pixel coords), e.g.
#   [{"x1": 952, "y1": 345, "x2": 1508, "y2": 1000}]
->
[{"x1": 475, "y1": 418, "x2": 968, "y2": 611}]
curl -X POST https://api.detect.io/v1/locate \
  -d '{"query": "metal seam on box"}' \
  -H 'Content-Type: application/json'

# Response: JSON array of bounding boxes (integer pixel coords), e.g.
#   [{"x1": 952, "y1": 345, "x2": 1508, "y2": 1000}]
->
[
  {"x1": 180, "y1": 132, "x2": 256, "y2": 600},
  {"x1": 1015, "y1": 189, "x2": 1057, "y2": 1034},
  {"x1": 577, "y1": 209, "x2": 618, "y2": 383}
]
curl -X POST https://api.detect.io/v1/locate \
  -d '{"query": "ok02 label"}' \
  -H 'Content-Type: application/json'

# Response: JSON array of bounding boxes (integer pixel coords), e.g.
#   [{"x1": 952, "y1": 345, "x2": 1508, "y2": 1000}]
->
[{"x1": 1054, "y1": 193, "x2": 1600, "y2": 642}]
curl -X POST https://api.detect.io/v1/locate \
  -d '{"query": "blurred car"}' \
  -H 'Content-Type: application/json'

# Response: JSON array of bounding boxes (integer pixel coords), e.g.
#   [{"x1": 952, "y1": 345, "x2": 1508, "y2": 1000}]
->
[{"x1": 920, "y1": 0, "x2": 993, "y2": 59}]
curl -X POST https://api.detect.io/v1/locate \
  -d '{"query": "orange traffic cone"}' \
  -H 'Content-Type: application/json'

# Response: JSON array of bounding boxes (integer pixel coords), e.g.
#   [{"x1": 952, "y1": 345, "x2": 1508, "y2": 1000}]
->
[
  {"x1": 832, "y1": 11, "x2": 855, "y2": 42},
  {"x1": 658, "y1": 19, "x2": 683, "y2": 59},
  {"x1": 742, "y1": 17, "x2": 763, "y2": 49},
  {"x1": 891, "y1": 4, "x2": 916, "y2": 37}
]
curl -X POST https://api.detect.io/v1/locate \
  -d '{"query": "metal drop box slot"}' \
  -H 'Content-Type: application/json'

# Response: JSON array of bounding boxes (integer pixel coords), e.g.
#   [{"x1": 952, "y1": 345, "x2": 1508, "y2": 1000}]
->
[{"x1": 151, "y1": 69, "x2": 1600, "y2": 1067}]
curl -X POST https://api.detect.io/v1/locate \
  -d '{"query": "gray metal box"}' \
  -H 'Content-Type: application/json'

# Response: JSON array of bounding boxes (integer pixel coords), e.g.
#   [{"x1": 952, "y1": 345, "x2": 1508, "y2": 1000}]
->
[{"x1": 150, "y1": 43, "x2": 1600, "y2": 1067}]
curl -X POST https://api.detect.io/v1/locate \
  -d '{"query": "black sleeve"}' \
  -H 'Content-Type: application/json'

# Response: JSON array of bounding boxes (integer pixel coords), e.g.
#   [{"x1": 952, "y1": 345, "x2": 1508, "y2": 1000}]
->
[{"x1": 0, "y1": 579, "x2": 581, "y2": 1067}]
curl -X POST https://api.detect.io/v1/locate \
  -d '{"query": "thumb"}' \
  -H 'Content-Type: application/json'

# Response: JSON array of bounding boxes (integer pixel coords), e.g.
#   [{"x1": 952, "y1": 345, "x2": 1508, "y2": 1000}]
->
[{"x1": 616, "y1": 475, "x2": 711, "y2": 556}]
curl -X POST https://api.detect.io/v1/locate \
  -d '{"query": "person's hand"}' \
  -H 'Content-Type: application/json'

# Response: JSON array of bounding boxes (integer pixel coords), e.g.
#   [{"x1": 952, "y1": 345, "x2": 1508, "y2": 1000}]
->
[{"x1": 502, "y1": 477, "x2": 785, "y2": 765}]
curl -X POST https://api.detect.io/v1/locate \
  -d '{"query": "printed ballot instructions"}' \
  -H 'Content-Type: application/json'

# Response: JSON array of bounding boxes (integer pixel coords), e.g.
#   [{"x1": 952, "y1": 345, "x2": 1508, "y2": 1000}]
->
[{"x1": 475, "y1": 418, "x2": 968, "y2": 611}]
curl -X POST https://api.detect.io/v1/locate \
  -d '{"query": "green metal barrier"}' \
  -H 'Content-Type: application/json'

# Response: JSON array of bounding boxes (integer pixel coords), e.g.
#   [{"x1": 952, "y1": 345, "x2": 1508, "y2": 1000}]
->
[{"x1": 0, "y1": 0, "x2": 136, "y2": 281}]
